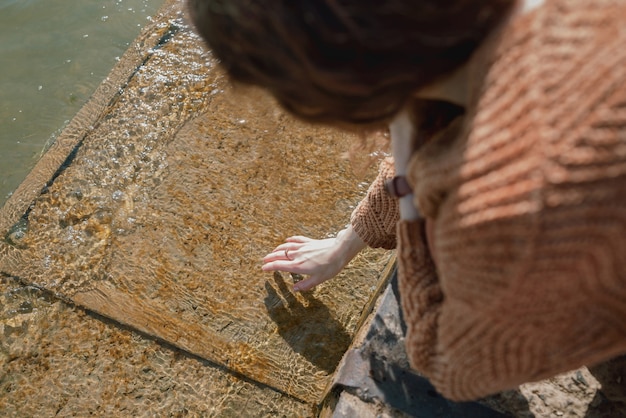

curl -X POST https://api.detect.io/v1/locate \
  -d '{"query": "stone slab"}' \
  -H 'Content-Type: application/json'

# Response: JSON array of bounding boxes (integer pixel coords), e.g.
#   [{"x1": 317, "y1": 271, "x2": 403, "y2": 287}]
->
[
  {"x1": 0, "y1": 1, "x2": 393, "y2": 404},
  {"x1": 0, "y1": 276, "x2": 312, "y2": 416}
]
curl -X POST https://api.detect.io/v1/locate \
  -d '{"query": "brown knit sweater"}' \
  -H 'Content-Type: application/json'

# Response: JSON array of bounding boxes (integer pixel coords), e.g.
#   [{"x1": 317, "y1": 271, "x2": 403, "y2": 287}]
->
[
  {"x1": 351, "y1": 156, "x2": 400, "y2": 250},
  {"x1": 350, "y1": 0, "x2": 626, "y2": 401}
]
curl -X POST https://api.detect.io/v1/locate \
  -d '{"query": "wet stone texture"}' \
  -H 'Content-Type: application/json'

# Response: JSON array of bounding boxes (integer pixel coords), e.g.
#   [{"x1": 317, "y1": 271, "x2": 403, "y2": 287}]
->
[
  {"x1": 6, "y1": 2, "x2": 623, "y2": 417},
  {"x1": 0, "y1": 276, "x2": 312, "y2": 417},
  {"x1": 0, "y1": 0, "x2": 391, "y2": 409}
]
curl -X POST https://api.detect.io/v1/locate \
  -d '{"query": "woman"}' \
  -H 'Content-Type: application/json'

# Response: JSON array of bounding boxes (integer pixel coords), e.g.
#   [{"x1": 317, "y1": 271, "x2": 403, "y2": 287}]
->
[{"x1": 188, "y1": 0, "x2": 626, "y2": 401}]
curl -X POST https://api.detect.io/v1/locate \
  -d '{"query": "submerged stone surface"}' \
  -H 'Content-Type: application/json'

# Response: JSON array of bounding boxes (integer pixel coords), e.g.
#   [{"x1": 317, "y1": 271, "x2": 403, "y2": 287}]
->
[
  {"x1": 0, "y1": 0, "x2": 392, "y2": 406},
  {"x1": 0, "y1": 276, "x2": 312, "y2": 417}
]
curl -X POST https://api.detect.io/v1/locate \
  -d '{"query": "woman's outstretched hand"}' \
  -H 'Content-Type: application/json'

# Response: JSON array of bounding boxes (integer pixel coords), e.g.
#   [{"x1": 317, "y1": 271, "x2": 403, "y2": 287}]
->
[{"x1": 262, "y1": 225, "x2": 367, "y2": 292}]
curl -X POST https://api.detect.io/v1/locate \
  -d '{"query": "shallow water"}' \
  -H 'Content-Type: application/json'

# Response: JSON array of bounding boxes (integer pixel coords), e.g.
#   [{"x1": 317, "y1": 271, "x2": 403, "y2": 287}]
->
[
  {"x1": 0, "y1": 6, "x2": 392, "y2": 404},
  {"x1": 0, "y1": 0, "x2": 162, "y2": 207}
]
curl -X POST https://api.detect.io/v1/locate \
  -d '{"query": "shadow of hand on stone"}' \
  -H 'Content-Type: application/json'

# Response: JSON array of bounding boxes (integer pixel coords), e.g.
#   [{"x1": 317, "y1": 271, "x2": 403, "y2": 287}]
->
[{"x1": 264, "y1": 271, "x2": 351, "y2": 374}]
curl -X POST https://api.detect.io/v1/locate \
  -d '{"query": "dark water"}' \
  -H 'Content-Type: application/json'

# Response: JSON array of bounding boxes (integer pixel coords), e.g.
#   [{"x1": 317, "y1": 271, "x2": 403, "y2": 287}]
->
[{"x1": 0, "y1": 0, "x2": 162, "y2": 207}]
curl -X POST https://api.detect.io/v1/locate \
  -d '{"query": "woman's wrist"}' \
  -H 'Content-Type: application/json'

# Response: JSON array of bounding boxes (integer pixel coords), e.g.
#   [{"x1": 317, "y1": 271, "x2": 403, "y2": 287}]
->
[{"x1": 336, "y1": 225, "x2": 368, "y2": 265}]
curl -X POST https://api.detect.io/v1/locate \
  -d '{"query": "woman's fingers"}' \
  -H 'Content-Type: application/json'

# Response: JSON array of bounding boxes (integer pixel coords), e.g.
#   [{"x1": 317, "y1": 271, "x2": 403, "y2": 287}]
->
[
  {"x1": 261, "y1": 260, "x2": 306, "y2": 274},
  {"x1": 262, "y1": 246, "x2": 299, "y2": 263},
  {"x1": 262, "y1": 234, "x2": 348, "y2": 292},
  {"x1": 293, "y1": 275, "x2": 325, "y2": 292},
  {"x1": 270, "y1": 241, "x2": 302, "y2": 253},
  {"x1": 286, "y1": 236, "x2": 313, "y2": 243}
]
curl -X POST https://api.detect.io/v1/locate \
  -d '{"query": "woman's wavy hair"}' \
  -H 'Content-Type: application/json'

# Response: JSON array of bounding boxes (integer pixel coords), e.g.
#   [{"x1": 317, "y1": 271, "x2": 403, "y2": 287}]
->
[{"x1": 188, "y1": 0, "x2": 513, "y2": 127}]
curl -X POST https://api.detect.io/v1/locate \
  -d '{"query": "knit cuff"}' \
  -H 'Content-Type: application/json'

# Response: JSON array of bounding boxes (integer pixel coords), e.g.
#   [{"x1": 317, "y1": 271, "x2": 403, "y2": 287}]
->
[{"x1": 350, "y1": 158, "x2": 399, "y2": 250}]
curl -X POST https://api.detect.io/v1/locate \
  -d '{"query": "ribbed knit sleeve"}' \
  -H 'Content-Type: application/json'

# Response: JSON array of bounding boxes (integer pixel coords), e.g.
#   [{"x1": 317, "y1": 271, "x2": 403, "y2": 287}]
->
[
  {"x1": 399, "y1": 0, "x2": 626, "y2": 401},
  {"x1": 350, "y1": 157, "x2": 399, "y2": 249}
]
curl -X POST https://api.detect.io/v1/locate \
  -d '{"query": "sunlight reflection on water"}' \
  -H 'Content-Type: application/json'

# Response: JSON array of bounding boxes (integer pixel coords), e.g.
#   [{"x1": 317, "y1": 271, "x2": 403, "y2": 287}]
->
[{"x1": 0, "y1": 0, "x2": 162, "y2": 207}]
